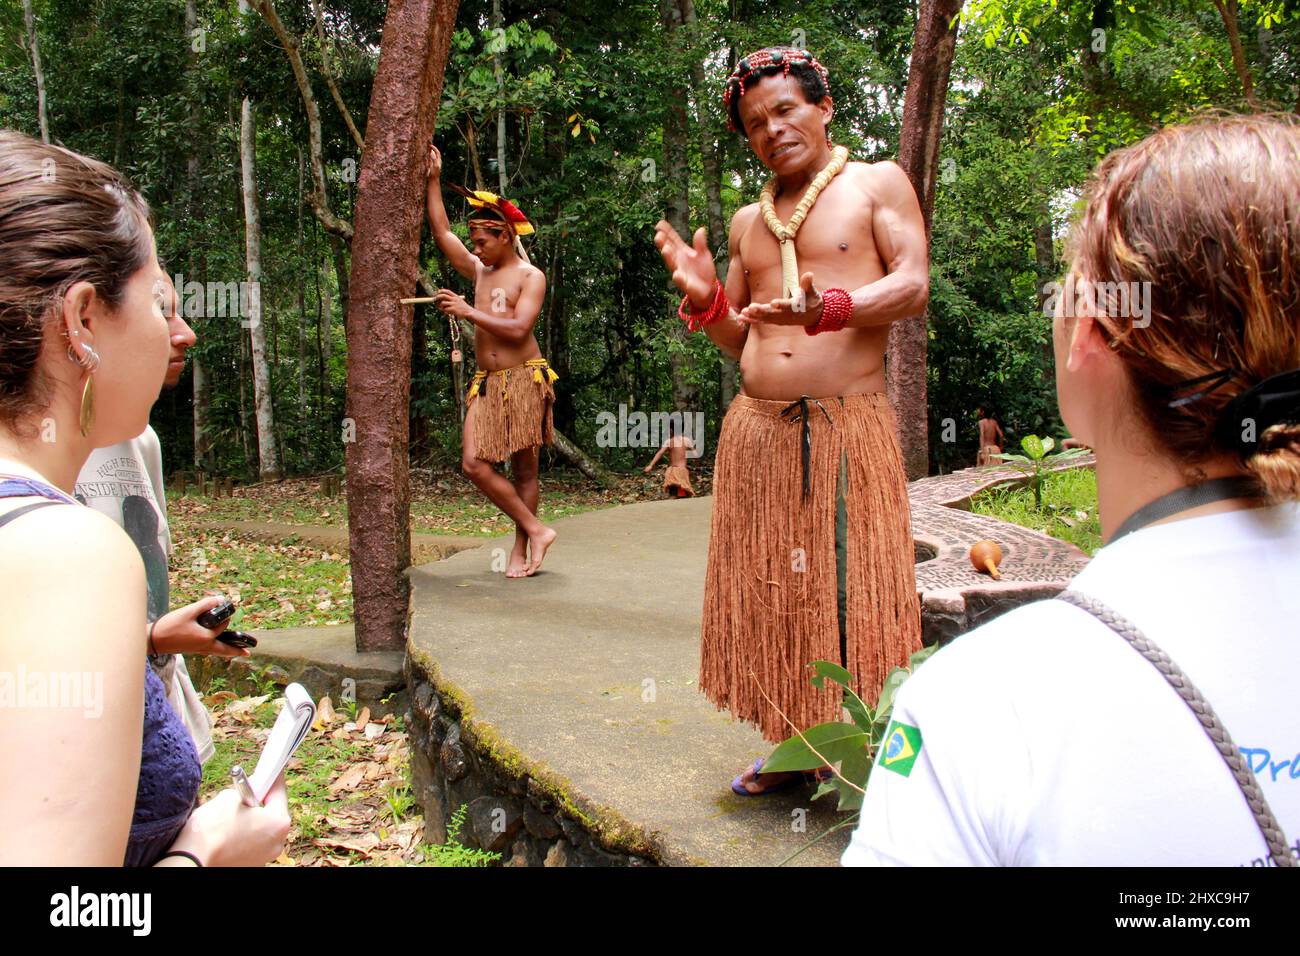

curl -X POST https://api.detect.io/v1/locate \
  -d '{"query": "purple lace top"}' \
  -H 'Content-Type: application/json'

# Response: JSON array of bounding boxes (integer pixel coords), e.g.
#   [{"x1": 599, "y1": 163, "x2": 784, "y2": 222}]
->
[{"x1": 0, "y1": 474, "x2": 201, "y2": 866}]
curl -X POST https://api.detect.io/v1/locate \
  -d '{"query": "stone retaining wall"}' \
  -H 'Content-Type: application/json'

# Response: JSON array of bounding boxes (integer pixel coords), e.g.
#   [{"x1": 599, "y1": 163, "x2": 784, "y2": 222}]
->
[{"x1": 405, "y1": 656, "x2": 658, "y2": 867}]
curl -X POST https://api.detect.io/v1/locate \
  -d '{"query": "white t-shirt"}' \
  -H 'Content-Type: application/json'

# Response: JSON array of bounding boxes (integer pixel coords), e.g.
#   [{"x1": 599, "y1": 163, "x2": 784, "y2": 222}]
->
[
  {"x1": 75, "y1": 428, "x2": 214, "y2": 763},
  {"x1": 76, "y1": 428, "x2": 172, "y2": 621},
  {"x1": 843, "y1": 502, "x2": 1300, "y2": 867}
]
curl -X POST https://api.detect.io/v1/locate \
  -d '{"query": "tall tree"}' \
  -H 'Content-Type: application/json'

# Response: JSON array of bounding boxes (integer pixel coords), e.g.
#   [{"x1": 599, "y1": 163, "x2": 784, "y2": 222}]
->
[
  {"x1": 493, "y1": 0, "x2": 508, "y2": 194},
  {"x1": 660, "y1": 0, "x2": 700, "y2": 415},
  {"x1": 238, "y1": 1, "x2": 281, "y2": 480},
  {"x1": 1212, "y1": 0, "x2": 1262, "y2": 109},
  {"x1": 20, "y1": 0, "x2": 48, "y2": 144},
  {"x1": 184, "y1": 0, "x2": 211, "y2": 471},
  {"x1": 344, "y1": 0, "x2": 460, "y2": 653},
  {"x1": 888, "y1": 0, "x2": 963, "y2": 480},
  {"x1": 681, "y1": 0, "x2": 737, "y2": 412}
]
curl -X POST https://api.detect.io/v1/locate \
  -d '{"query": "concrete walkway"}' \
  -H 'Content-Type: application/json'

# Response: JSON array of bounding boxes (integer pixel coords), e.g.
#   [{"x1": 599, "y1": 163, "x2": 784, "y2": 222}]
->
[{"x1": 408, "y1": 496, "x2": 849, "y2": 866}]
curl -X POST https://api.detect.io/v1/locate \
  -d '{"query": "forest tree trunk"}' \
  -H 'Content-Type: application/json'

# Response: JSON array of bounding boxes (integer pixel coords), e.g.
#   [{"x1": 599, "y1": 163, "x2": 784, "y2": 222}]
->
[
  {"x1": 680, "y1": 0, "x2": 737, "y2": 413},
  {"x1": 344, "y1": 0, "x2": 460, "y2": 652},
  {"x1": 238, "y1": 2, "x2": 281, "y2": 480},
  {"x1": 887, "y1": 0, "x2": 962, "y2": 479},
  {"x1": 660, "y1": 0, "x2": 699, "y2": 415},
  {"x1": 21, "y1": 0, "x2": 49, "y2": 144},
  {"x1": 1212, "y1": 0, "x2": 1261, "y2": 110},
  {"x1": 493, "y1": 0, "x2": 508, "y2": 194},
  {"x1": 240, "y1": 93, "x2": 282, "y2": 480},
  {"x1": 186, "y1": 0, "x2": 210, "y2": 470}
]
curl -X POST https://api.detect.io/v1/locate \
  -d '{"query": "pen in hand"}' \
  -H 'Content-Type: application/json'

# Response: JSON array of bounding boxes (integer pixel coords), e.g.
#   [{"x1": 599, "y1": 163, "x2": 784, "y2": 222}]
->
[{"x1": 231, "y1": 765, "x2": 259, "y2": 808}]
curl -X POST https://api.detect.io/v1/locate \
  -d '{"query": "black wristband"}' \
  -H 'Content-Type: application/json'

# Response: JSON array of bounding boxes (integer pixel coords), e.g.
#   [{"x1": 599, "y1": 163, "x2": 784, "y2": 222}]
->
[
  {"x1": 148, "y1": 619, "x2": 158, "y2": 657},
  {"x1": 159, "y1": 850, "x2": 203, "y2": 867}
]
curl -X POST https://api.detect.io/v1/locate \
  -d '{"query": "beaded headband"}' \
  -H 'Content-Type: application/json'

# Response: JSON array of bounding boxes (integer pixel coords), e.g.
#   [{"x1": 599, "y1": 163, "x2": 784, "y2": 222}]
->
[{"x1": 723, "y1": 48, "x2": 832, "y2": 132}]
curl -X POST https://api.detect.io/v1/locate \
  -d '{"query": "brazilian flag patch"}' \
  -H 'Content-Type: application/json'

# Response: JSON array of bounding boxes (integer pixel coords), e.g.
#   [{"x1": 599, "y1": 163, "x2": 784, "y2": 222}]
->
[{"x1": 878, "y1": 720, "x2": 923, "y2": 778}]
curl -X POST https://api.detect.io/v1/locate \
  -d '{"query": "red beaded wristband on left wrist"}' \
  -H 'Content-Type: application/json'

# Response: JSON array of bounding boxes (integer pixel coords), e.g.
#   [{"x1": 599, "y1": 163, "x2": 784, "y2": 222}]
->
[{"x1": 805, "y1": 287, "x2": 852, "y2": 335}]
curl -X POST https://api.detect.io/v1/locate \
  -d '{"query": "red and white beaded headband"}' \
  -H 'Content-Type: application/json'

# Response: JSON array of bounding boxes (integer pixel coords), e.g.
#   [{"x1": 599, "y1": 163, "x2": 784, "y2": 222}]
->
[{"x1": 723, "y1": 48, "x2": 833, "y2": 132}]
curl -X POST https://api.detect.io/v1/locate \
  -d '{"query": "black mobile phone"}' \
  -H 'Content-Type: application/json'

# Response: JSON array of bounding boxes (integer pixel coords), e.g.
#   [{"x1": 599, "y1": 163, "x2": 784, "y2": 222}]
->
[
  {"x1": 197, "y1": 597, "x2": 236, "y2": 630},
  {"x1": 216, "y1": 630, "x2": 257, "y2": 649}
]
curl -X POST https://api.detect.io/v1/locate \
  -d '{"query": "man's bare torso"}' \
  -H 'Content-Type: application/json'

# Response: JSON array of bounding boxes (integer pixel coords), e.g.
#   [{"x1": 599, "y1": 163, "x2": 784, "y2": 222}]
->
[
  {"x1": 664, "y1": 435, "x2": 692, "y2": 467},
  {"x1": 735, "y1": 162, "x2": 895, "y2": 400},
  {"x1": 473, "y1": 258, "x2": 544, "y2": 371}
]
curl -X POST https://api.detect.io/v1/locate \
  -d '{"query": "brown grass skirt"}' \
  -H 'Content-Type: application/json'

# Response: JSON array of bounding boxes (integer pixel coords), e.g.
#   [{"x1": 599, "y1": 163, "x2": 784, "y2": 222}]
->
[
  {"x1": 467, "y1": 359, "x2": 556, "y2": 463},
  {"x1": 700, "y1": 392, "x2": 922, "y2": 743},
  {"x1": 663, "y1": 464, "x2": 695, "y2": 497}
]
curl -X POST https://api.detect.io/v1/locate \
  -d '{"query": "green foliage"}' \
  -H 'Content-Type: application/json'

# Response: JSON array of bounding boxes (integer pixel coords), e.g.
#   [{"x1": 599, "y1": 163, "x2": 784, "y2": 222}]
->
[
  {"x1": 381, "y1": 783, "x2": 414, "y2": 825},
  {"x1": 996, "y1": 433, "x2": 1091, "y2": 510},
  {"x1": 764, "y1": 645, "x2": 936, "y2": 827},
  {"x1": 419, "y1": 805, "x2": 500, "y2": 868},
  {"x1": 2, "y1": 0, "x2": 1296, "y2": 482}
]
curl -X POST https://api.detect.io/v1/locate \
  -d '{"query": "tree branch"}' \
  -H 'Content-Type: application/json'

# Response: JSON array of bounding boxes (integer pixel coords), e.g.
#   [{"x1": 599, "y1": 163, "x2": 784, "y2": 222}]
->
[
  {"x1": 1212, "y1": 0, "x2": 1262, "y2": 111},
  {"x1": 253, "y1": 0, "x2": 354, "y2": 240},
  {"x1": 311, "y1": 0, "x2": 365, "y2": 151}
]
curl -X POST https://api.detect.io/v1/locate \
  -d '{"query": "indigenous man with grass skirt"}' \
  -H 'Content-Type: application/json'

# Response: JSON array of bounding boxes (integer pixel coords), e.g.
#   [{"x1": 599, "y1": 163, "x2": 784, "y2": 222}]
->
[
  {"x1": 427, "y1": 145, "x2": 558, "y2": 577},
  {"x1": 654, "y1": 47, "x2": 929, "y2": 794}
]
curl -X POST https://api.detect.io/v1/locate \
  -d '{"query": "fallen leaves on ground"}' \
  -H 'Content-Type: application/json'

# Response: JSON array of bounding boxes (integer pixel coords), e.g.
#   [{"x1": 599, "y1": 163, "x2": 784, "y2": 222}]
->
[{"x1": 202, "y1": 692, "x2": 426, "y2": 867}]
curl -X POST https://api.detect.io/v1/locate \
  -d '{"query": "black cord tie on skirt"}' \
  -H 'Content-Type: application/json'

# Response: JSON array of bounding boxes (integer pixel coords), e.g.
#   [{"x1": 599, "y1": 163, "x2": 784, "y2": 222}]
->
[{"x1": 779, "y1": 395, "x2": 834, "y2": 500}]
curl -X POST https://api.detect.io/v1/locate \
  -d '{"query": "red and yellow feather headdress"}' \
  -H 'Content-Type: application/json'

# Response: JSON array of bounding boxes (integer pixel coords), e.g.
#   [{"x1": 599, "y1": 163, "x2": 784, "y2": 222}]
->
[{"x1": 448, "y1": 183, "x2": 535, "y2": 236}]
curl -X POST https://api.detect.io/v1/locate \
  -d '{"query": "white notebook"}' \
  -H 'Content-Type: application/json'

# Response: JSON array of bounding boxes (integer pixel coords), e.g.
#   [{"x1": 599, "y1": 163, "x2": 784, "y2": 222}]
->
[{"x1": 248, "y1": 682, "x2": 317, "y2": 803}]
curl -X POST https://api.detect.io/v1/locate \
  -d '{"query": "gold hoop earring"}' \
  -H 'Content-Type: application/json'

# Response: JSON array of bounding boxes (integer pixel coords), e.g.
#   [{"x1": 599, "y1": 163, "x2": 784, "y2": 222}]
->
[
  {"x1": 79, "y1": 373, "x2": 95, "y2": 437},
  {"x1": 71, "y1": 345, "x2": 100, "y2": 438}
]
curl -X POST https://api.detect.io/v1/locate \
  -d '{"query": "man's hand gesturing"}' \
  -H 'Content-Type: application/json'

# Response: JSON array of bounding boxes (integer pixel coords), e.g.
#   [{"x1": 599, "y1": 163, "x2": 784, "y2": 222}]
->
[
  {"x1": 654, "y1": 222, "x2": 719, "y2": 310},
  {"x1": 739, "y1": 271, "x2": 823, "y2": 327}
]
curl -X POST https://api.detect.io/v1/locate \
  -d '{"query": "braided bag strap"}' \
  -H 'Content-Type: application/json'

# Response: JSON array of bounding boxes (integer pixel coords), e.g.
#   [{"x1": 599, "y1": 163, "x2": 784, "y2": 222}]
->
[{"x1": 1057, "y1": 589, "x2": 1295, "y2": 867}]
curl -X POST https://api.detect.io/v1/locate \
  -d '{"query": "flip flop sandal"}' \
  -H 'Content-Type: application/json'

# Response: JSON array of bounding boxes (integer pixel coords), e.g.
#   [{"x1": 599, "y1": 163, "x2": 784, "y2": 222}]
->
[{"x1": 728, "y1": 759, "x2": 806, "y2": 796}]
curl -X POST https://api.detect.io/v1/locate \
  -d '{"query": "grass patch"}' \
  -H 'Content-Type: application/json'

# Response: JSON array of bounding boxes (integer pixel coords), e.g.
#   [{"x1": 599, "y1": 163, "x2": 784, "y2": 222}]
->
[
  {"x1": 169, "y1": 470, "x2": 668, "y2": 536},
  {"x1": 970, "y1": 466, "x2": 1102, "y2": 556},
  {"x1": 201, "y1": 693, "x2": 499, "y2": 866},
  {"x1": 168, "y1": 524, "x2": 354, "y2": 630}
]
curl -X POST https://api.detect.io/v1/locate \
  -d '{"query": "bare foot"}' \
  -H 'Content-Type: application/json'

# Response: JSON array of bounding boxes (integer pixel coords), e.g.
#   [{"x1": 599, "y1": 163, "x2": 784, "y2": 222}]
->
[
  {"x1": 524, "y1": 526, "x2": 557, "y2": 576},
  {"x1": 505, "y1": 535, "x2": 529, "y2": 579}
]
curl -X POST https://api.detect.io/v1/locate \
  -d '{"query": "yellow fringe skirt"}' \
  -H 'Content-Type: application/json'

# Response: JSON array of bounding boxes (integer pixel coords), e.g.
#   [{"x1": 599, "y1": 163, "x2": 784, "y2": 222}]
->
[
  {"x1": 466, "y1": 358, "x2": 558, "y2": 463},
  {"x1": 700, "y1": 392, "x2": 922, "y2": 743}
]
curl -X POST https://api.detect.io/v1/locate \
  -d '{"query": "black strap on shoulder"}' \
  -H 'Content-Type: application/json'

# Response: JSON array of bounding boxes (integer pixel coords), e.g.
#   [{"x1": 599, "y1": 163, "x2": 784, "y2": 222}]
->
[
  {"x1": 1109, "y1": 476, "x2": 1264, "y2": 544},
  {"x1": 0, "y1": 500, "x2": 65, "y2": 530}
]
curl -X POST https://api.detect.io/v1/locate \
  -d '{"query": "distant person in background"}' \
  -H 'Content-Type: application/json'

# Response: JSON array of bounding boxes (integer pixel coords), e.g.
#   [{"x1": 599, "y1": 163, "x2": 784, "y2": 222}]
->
[
  {"x1": 74, "y1": 274, "x2": 248, "y2": 764},
  {"x1": 845, "y1": 115, "x2": 1300, "y2": 866},
  {"x1": 644, "y1": 418, "x2": 696, "y2": 498},
  {"x1": 976, "y1": 405, "x2": 1005, "y2": 466}
]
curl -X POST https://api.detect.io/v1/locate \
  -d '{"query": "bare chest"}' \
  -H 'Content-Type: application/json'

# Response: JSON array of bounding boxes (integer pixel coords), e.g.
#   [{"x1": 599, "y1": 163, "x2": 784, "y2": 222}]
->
[
  {"x1": 473, "y1": 272, "x2": 525, "y2": 314},
  {"x1": 739, "y1": 181, "x2": 882, "y2": 301}
]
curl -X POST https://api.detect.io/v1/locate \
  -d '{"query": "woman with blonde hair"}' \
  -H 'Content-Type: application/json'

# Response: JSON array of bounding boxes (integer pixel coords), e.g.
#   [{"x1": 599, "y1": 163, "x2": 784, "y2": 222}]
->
[
  {"x1": 845, "y1": 114, "x2": 1300, "y2": 867},
  {"x1": 0, "y1": 130, "x2": 289, "y2": 866}
]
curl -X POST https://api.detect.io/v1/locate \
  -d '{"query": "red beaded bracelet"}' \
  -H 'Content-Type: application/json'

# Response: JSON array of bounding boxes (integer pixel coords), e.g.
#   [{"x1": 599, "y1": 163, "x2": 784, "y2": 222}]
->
[
  {"x1": 805, "y1": 287, "x2": 852, "y2": 335},
  {"x1": 678, "y1": 281, "x2": 730, "y2": 333}
]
